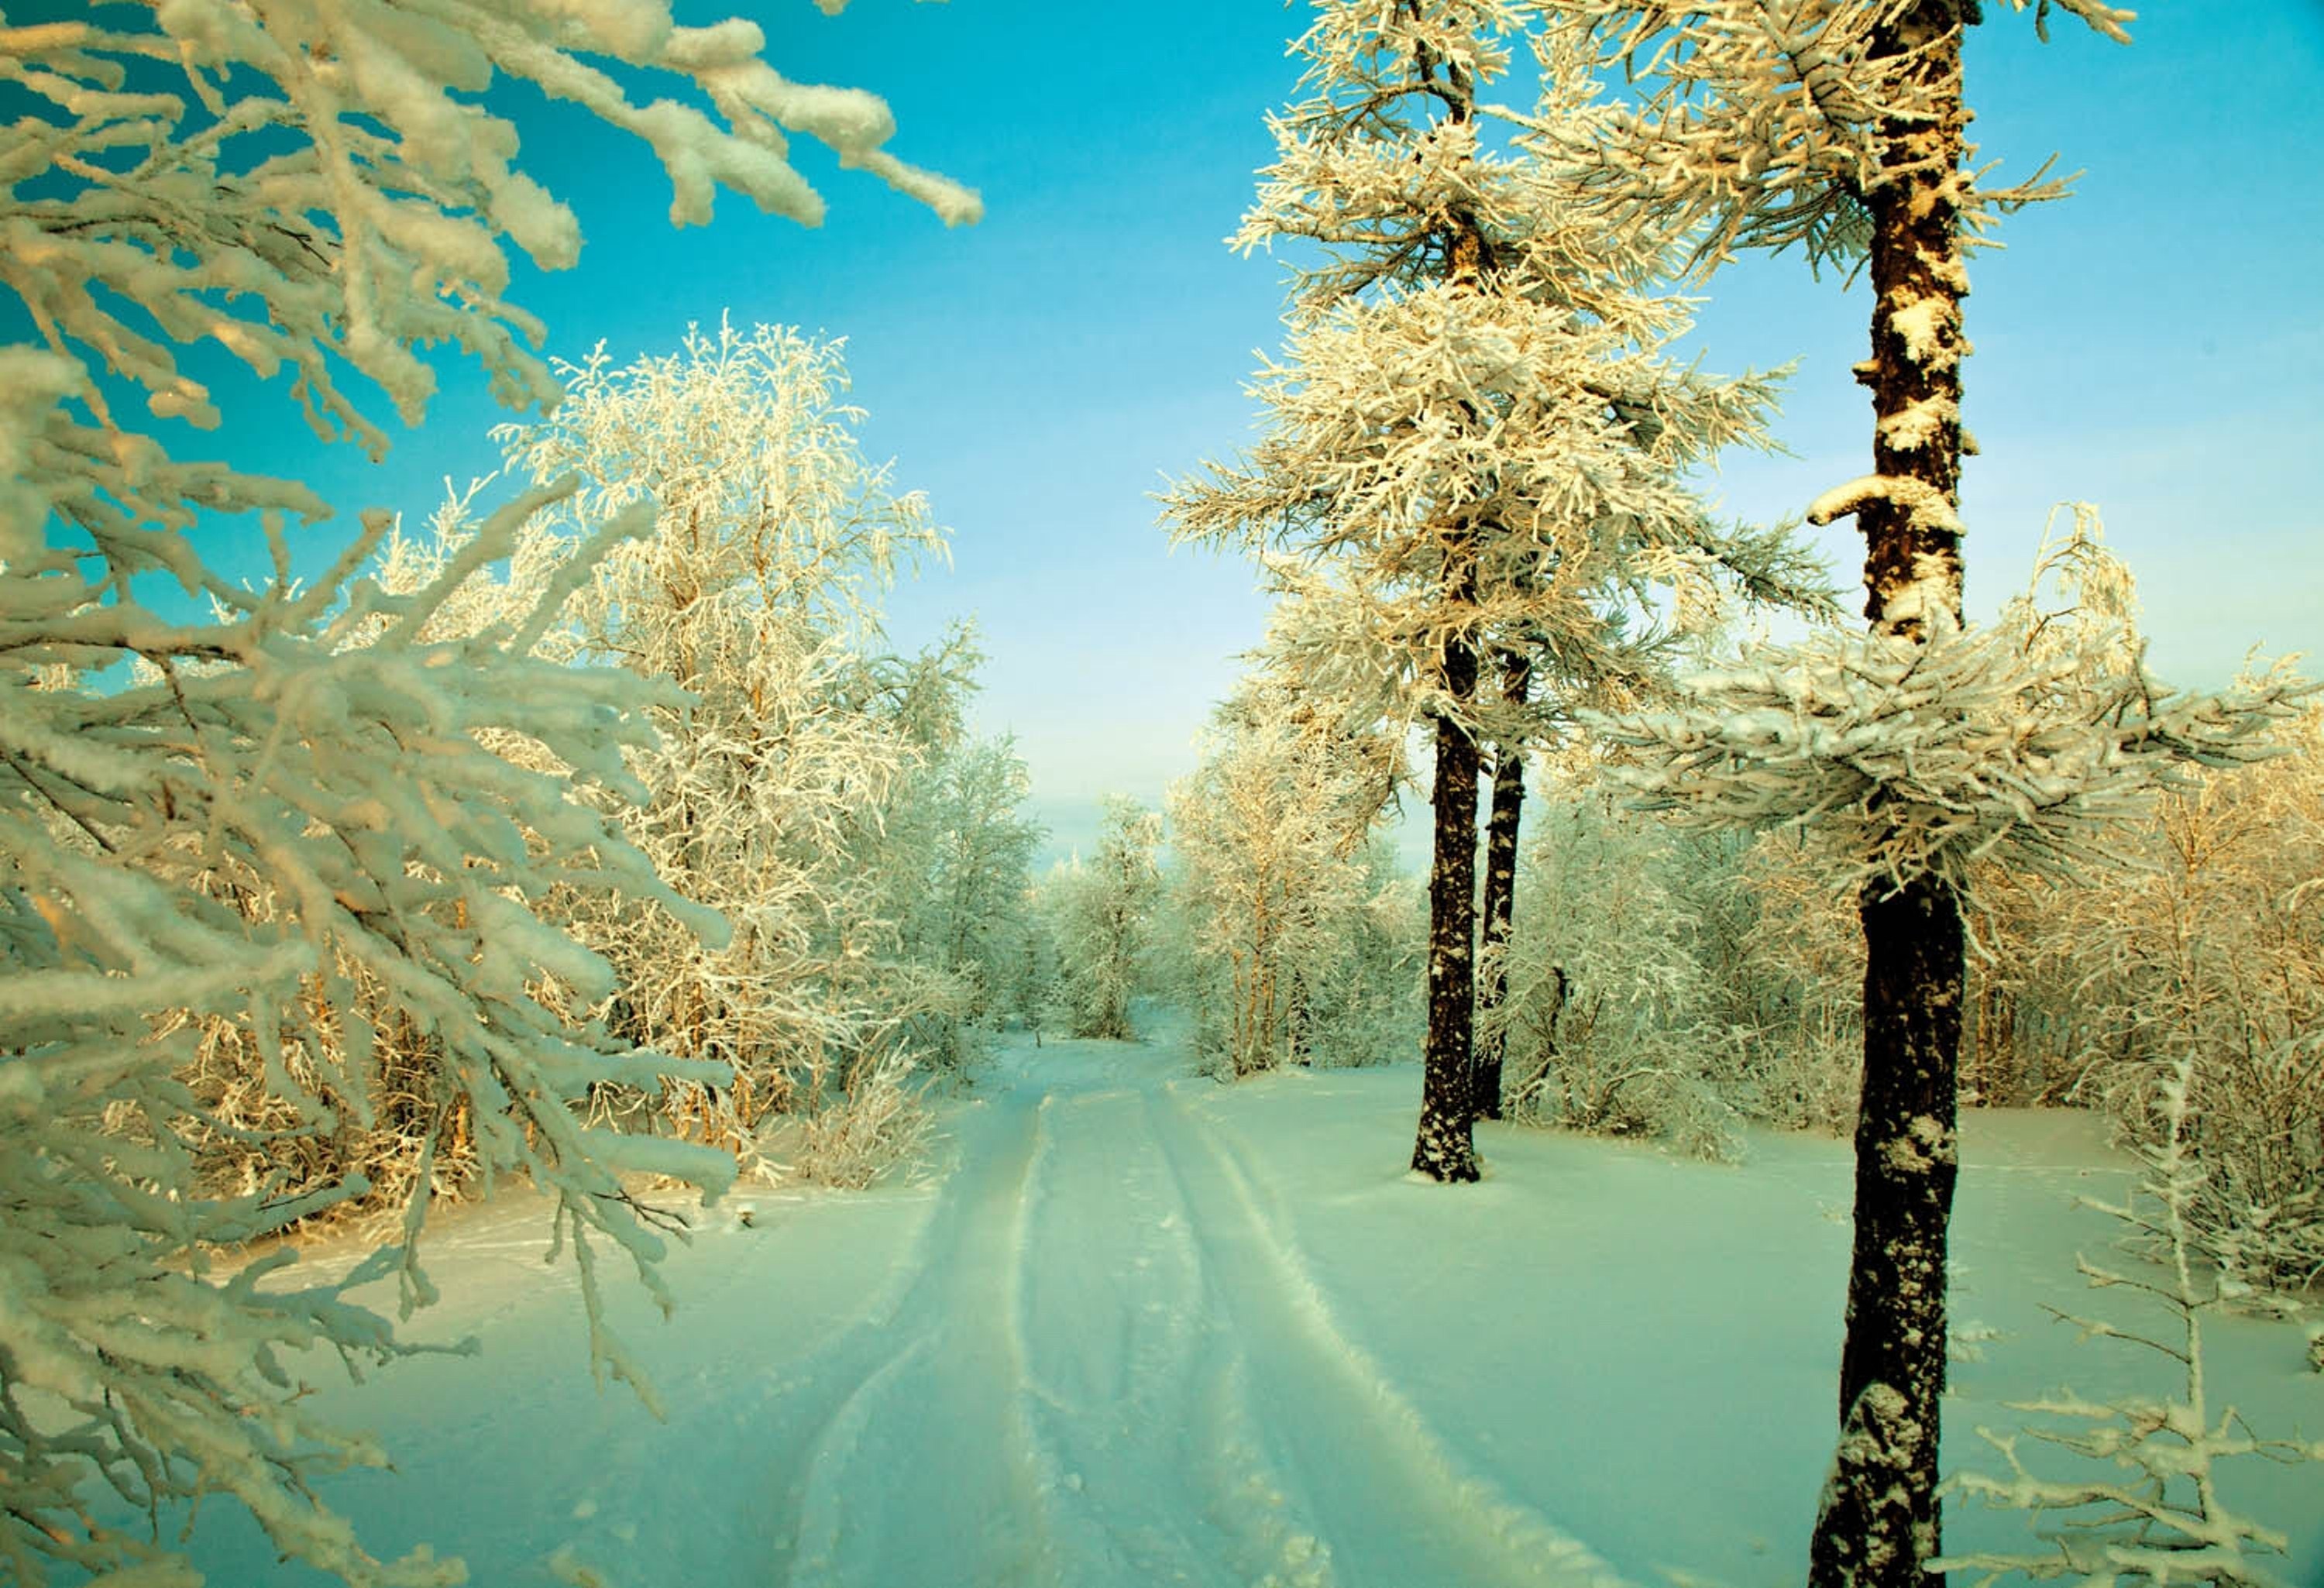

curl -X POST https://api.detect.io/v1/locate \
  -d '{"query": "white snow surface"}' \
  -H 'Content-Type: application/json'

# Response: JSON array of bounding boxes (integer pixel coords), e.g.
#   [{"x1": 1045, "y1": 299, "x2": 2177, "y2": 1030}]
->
[{"x1": 179, "y1": 1028, "x2": 2324, "y2": 1588}]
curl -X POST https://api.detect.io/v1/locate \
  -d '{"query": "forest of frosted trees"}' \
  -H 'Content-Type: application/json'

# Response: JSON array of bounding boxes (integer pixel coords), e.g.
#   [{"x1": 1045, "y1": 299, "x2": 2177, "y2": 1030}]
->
[{"x1": 2, "y1": 3, "x2": 2319, "y2": 1587}]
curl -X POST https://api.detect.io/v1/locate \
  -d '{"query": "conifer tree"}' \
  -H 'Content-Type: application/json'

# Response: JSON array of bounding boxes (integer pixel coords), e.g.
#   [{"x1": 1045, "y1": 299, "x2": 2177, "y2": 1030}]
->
[
  {"x1": 1164, "y1": 0, "x2": 1826, "y2": 1181},
  {"x1": 1531, "y1": 5, "x2": 2205, "y2": 1577}
]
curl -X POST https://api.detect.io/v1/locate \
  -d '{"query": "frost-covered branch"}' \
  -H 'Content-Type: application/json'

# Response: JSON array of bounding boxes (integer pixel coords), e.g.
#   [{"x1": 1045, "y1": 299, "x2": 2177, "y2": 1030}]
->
[
  {"x1": 2, "y1": 5, "x2": 975, "y2": 1582},
  {"x1": 1597, "y1": 514, "x2": 2311, "y2": 899},
  {"x1": 1537, "y1": 1, "x2": 2124, "y2": 274}
]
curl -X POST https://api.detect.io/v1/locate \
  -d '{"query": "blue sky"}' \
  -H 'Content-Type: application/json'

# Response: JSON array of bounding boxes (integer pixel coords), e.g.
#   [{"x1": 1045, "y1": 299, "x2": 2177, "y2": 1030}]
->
[{"x1": 185, "y1": 1, "x2": 2324, "y2": 862}]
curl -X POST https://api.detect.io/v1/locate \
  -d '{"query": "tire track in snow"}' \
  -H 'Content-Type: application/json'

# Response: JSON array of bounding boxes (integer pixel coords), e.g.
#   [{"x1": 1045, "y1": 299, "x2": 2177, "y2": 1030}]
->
[
  {"x1": 755, "y1": 1084, "x2": 1071, "y2": 1587},
  {"x1": 1011, "y1": 1081, "x2": 1325, "y2": 1587},
  {"x1": 1145, "y1": 1086, "x2": 1629, "y2": 1588},
  {"x1": 750, "y1": 1041, "x2": 1630, "y2": 1588}
]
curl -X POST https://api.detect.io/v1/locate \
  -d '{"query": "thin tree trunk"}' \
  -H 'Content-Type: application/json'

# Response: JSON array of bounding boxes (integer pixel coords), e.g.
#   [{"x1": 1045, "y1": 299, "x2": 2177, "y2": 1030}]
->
[
  {"x1": 1807, "y1": 5, "x2": 1973, "y2": 1583},
  {"x1": 1472, "y1": 651, "x2": 1531, "y2": 1121}
]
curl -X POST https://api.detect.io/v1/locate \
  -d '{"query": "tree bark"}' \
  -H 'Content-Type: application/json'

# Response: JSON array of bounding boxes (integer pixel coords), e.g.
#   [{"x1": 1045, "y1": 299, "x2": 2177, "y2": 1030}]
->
[
  {"x1": 1413, "y1": 628, "x2": 1483, "y2": 1182},
  {"x1": 1472, "y1": 651, "x2": 1531, "y2": 1121},
  {"x1": 1807, "y1": 5, "x2": 1974, "y2": 1584}
]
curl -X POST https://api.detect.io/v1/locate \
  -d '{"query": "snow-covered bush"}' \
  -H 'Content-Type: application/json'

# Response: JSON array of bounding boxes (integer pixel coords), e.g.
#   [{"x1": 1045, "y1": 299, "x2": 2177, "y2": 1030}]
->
[
  {"x1": 0, "y1": 8, "x2": 971, "y2": 1583},
  {"x1": 1041, "y1": 797, "x2": 1164, "y2": 1041},
  {"x1": 1481, "y1": 770, "x2": 1872, "y2": 1154},
  {"x1": 1484, "y1": 788, "x2": 1747, "y2": 1158},
  {"x1": 2058, "y1": 717, "x2": 2324, "y2": 1291},
  {"x1": 1938, "y1": 1058, "x2": 2324, "y2": 1586},
  {"x1": 779, "y1": 1050, "x2": 935, "y2": 1191},
  {"x1": 1719, "y1": 830, "x2": 1865, "y2": 1134}
]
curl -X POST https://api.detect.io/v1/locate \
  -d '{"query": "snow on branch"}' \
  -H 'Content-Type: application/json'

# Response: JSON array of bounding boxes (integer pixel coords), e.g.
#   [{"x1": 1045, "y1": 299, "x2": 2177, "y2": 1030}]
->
[
  {"x1": 0, "y1": 0, "x2": 978, "y2": 480},
  {"x1": 1535, "y1": 1, "x2": 2121, "y2": 272},
  {"x1": 0, "y1": 9, "x2": 983, "y2": 1574},
  {"x1": 0, "y1": 473, "x2": 746, "y2": 1586},
  {"x1": 1597, "y1": 510, "x2": 2312, "y2": 898}
]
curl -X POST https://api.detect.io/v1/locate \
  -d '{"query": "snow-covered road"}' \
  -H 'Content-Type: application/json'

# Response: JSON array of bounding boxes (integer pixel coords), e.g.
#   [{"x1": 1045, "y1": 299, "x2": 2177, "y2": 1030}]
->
[
  {"x1": 748, "y1": 1037, "x2": 1619, "y2": 1588},
  {"x1": 180, "y1": 1033, "x2": 2324, "y2": 1588}
]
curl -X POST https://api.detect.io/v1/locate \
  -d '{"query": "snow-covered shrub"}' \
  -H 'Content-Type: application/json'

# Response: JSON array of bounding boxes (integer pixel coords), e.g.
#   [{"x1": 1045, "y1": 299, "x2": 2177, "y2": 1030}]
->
[
  {"x1": 1043, "y1": 797, "x2": 1164, "y2": 1041},
  {"x1": 776, "y1": 1050, "x2": 934, "y2": 1191},
  {"x1": 1721, "y1": 830, "x2": 1864, "y2": 1135},
  {"x1": 1483, "y1": 775, "x2": 1875, "y2": 1153},
  {"x1": 2059, "y1": 716, "x2": 2324, "y2": 1291},
  {"x1": 1937, "y1": 1058, "x2": 2324, "y2": 1586},
  {"x1": 1486, "y1": 789, "x2": 1747, "y2": 1159},
  {"x1": 0, "y1": 8, "x2": 971, "y2": 1583}
]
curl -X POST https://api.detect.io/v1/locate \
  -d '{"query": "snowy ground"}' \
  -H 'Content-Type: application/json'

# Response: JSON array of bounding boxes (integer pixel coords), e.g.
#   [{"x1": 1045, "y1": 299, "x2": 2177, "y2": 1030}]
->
[{"x1": 182, "y1": 1030, "x2": 2324, "y2": 1587}]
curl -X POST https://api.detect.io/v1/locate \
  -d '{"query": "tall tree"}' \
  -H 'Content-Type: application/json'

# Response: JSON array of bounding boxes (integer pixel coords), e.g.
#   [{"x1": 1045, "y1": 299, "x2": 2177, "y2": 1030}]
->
[
  {"x1": 1164, "y1": 0, "x2": 1825, "y2": 1181},
  {"x1": 0, "y1": 8, "x2": 971, "y2": 1583},
  {"x1": 1537, "y1": 4, "x2": 2146, "y2": 1576}
]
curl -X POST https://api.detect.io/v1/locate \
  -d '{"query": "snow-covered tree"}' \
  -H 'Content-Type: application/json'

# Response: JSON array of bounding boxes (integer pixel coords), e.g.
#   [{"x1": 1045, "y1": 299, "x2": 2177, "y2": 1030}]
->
[
  {"x1": 875, "y1": 732, "x2": 1048, "y2": 1053},
  {"x1": 482, "y1": 321, "x2": 976, "y2": 1160},
  {"x1": 1169, "y1": 670, "x2": 1408, "y2": 1076},
  {"x1": 1600, "y1": 504, "x2": 2302, "y2": 1578},
  {"x1": 0, "y1": 9, "x2": 971, "y2": 1584},
  {"x1": 996, "y1": 888, "x2": 1064, "y2": 1040},
  {"x1": 1164, "y1": 0, "x2": 1828, "y2": 1181},
  {"x1": 1523, "y1": 3, "x2": 2311, "y2": 1575},
  {"x1": 1043, "y1": 796, "x2": 1164, "y2": 1042},
  {"x1": 2029, "y1": 710, "x2": 2324, "y2": 1291}
]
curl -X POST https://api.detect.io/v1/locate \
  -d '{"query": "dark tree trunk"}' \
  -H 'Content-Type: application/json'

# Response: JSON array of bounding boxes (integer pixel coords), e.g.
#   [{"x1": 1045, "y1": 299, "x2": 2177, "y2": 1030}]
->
[
  {"x1": 1413, "y1": 631, "x2": 1482, "y2": 1183},
  {"x1": 1811, "y1": 878, "x2": 1962, "y2": 1587},
  {"x1": 1471, "y1": 652, "x2": 1531, "y2": 1122},
  {"x1": 1807, "y1": 5, "x2": 1973, "y2": 1584},
  {"x1": 1405, "y1": 31, "x2": 1488, "y2": 1183}
]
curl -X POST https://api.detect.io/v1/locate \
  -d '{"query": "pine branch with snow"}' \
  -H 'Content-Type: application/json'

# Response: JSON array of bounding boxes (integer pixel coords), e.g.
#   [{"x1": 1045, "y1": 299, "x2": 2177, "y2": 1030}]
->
[
  {"x1": 1536, "y1": 1, "x2": 2129, "y2": 276},
  {"x1": 1597, "y1": 513, "x2": 2311, "y2": 900}
]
